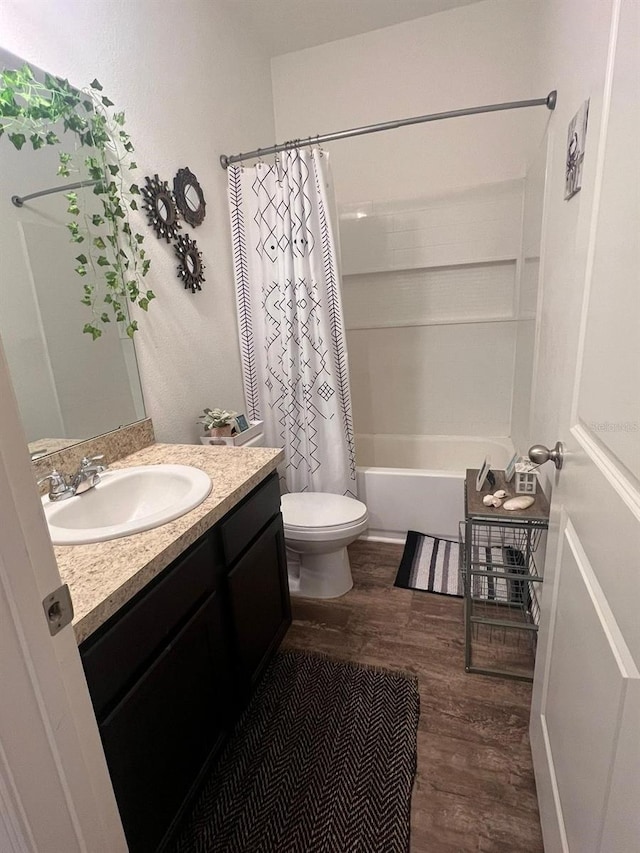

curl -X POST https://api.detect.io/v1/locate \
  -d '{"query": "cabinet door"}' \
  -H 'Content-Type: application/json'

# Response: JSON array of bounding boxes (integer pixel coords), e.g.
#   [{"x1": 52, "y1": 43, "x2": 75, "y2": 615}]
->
[
  {"x1": 227, "y1": 514, "x2": 291, "y2": 695},
  {"x1": 99, "y1": 591, "x2": 230, "y2": 853}
]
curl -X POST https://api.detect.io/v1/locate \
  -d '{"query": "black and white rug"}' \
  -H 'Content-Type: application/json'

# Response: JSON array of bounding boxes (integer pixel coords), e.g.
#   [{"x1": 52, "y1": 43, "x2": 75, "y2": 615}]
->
[
  {"x1": 395, "y1": 531, "x2": 463, "y2": 596},
  {"x1": 171, "y1": 650, "x2": 420, "y2": 853}
]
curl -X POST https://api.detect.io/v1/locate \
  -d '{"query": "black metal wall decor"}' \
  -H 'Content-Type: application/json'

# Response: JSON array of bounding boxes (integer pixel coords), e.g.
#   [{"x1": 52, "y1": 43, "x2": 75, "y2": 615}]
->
[
  {"x1": 173, "y1": 167, "x2": 206, "y2": 227},
  {"x1": 141, "y1": 174, "x2": 181, "y2": 243},
  {"x1": 174, "y1": 233, "x2": 205, "y2": 293}
]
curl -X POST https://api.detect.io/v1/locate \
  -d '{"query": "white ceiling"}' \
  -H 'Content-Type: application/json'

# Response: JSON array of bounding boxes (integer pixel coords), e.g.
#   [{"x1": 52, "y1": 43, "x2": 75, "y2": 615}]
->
[{"x1": 220, "y1": 0, "x2": 485, "y2": 57}]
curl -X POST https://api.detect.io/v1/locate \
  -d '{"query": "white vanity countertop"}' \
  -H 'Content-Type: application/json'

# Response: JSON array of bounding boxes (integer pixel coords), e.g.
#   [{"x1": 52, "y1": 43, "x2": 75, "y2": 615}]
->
[{"x1": 53, "y1": 443, "x2": 284, "y2": 644}]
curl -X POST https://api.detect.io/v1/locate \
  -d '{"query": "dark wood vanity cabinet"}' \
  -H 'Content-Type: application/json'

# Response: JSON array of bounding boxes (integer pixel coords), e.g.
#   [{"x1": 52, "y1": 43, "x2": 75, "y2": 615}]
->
[{"x1": 79, "y1": 472, "x2": 290, "y2": 853}]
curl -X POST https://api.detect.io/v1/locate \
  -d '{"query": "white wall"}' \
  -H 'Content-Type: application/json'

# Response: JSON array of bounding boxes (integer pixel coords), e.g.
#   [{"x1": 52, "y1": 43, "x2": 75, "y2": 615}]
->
[
  {"x1": 510, "y1": 135, "x2": 549, "y2": 454},
  {"x1": 272, "y1": 0, "x2": 547, "y2": 204},
  {"x1": 0, "y1": 0, "x2": 276, "y2": 444},
  {"x1": 342, "y1": 181, "x2": 524, "y2": 436},
  {"x1": 272, "y1": 0, "x2": 545, "y2": 439}
]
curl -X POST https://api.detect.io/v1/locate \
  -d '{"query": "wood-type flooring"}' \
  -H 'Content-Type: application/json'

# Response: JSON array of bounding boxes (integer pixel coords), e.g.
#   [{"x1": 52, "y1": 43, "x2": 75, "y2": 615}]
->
[{"x1": 282, "y1": 540, "x2": 544, "y2": 853}]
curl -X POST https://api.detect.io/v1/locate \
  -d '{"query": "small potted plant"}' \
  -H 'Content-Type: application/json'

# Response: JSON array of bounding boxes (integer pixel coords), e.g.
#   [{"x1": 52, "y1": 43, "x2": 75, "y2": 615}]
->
[{"x1": 197, "y1": 407, "x2": 238, "y2": 438}]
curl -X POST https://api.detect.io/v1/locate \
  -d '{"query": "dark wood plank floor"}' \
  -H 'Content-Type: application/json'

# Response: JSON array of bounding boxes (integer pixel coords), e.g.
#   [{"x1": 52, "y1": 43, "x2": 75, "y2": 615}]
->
[{"x1": 282, "y1": 540, "x2": 544, "y2": 853}]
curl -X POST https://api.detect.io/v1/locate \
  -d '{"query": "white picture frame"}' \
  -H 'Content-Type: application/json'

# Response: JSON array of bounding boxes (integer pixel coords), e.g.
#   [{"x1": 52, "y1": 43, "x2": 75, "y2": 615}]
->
[
  {"x1": 476, "y1": 457, "x2": 491, "y2": 492},
  {"x1": 504, "y1": 451, "x2": 518, "y2": 483},
  {"x1": 234, "y1": 414, "x2": 250, "y2": 433}
]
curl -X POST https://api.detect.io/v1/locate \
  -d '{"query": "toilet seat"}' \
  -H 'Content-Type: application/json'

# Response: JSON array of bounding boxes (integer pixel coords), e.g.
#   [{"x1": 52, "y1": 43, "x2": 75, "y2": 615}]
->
[{"x1": 281, "y1": 493, "x2": 368, "y2": 541}]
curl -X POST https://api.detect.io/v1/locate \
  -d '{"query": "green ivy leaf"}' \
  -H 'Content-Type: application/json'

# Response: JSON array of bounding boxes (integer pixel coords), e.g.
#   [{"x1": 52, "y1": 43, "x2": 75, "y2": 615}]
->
[
  {"x1": 90, "y1": 78, "x2": 103, "y2": 91},
  {"x1": 81, "y1": 295, "x2": 92, "y2": 306},
  {"x1": 75, "y1": 264, "x2": 87, "y2": 277},
  {"x1": 91, "y1": 214, "x2": 104, "y2": 227},
  {"x1": 129, "y1": 183, "x2": 140, "y2": 195},
  {"x1": 75, "y1": 253, "x2": 88, "y2": 264},
  {"x1": 83, "y1": 323, "x2": 102, "y2": 340},
  {"x1": 129, "y1": 198, "x2": 138, "y2": 211},
  {"x1": 116, "y1": 312, "x2": 126, "y2": 323},
  {"x1": 129, "y1": 161, "x2": 137, "y2": 170},
  {"x1": 126, "y1": 321, "x2": 138, "y2": 338},
  {"x1": 101, "y1": 95, "x2": 114, "y2": 107},
  {"x1": 135, "y1": 233, "x2": 144, "y2": 244},
  {"x1": 100, "y1": 312, "x2": 111, "y2": 323},
  {"x1": 96, "y1": 255, "x2": 110, "y2": 267},
  {"x1": 8, "y1": 132, "x2": 26, "y2": 150},
  {"x1": 142, "y1": 259, "x2": 151, "y2": 276},
  {"x1": 104, "y1": 293, "x2": 113, "y2": 304},
  {"x1": 113, "y1": 111, "x2": 125, "y2": 125},
  {"x1": 30, "y1": 132, "x2": 44, "y2": 150},
  {"x1": 45, "y1": 130, "x2": 60, "y2": 145},
  {"x1": 146, "y1": 290, "x2": 156, "y2": 301},
  {"x1": 108, "y1": 164, "x2": 119, "y2": 176}
]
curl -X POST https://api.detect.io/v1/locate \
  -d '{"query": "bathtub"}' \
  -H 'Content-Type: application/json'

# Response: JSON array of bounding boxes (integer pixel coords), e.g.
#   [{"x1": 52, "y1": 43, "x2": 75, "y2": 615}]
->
[{"x1": 356, "y1": 434, "x2": 514, "y2": 542}]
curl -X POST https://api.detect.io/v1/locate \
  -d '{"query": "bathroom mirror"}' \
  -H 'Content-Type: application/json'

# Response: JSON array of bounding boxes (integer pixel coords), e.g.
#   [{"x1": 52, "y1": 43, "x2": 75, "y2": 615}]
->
[
  {"x1": 174, "y1": 167, "x2": 206, "y2": 227},
  {"x1": 0, "y1": 48, "x2": 146, "y2": 459}
]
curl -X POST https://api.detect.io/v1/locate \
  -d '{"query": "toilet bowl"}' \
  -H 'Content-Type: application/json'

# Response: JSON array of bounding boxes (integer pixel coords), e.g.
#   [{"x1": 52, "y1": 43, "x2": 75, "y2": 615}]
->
[{"x1": 281, "y1": 492, "x2": 368, "y2": 599}]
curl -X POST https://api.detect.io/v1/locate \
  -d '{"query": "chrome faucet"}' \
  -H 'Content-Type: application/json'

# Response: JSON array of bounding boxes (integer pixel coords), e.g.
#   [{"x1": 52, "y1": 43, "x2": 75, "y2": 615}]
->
[
  {"x1": 38, "y1": 455, "x2": 107, "y2": 501},
  {"x1": 37, "y1": 470, "x2": 75, "y2": 502},
  {"x1": 71, "y1": 455, "x2": 107, "y2": 495}
]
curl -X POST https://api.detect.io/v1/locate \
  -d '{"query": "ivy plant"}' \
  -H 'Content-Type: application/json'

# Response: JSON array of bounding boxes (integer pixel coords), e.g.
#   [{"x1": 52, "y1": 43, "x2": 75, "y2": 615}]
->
[{"x1": 0, "y1": 64, "x2": 154, "y2": 339}]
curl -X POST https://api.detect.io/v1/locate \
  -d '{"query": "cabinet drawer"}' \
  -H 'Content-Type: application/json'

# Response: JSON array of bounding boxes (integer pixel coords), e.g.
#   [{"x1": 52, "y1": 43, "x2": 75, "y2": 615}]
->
[
  {"x1": 100, "y1": 591, "x2": 230, "y2": 853},
  {"x1": 220, "y1": 472, "x2": 280, "y2": 565},
  {"x1": 81, "y1": 535, "x2": 219, "y2": 719}
]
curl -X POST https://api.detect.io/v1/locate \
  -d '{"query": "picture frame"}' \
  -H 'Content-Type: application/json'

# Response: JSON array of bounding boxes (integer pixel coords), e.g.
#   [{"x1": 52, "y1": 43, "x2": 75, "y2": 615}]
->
[
  {"x1": 504, "y1": 451, "x2": 518, "y2": 483},
  {"x1": 234, "y1": 414, "x2": 250, "y2": 433},
  {"x1": 475, "y1": 457, "x2": 491, "y2": 492},
  {"x1": 565, "y1": 99, "x2": 590, "y2": 200}
]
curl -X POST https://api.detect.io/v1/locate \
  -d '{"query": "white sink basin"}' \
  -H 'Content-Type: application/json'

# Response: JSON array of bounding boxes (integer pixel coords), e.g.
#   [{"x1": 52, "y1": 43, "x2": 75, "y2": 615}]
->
[{"x1": 42, "y1": 465, "x2": 212, "y2": 545}]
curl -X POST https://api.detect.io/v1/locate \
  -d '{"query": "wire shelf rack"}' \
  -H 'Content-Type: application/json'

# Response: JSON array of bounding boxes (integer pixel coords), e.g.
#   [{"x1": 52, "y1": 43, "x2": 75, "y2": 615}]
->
[{"x1": 462, "y1": 472, "x2": 549, "y2": 682}]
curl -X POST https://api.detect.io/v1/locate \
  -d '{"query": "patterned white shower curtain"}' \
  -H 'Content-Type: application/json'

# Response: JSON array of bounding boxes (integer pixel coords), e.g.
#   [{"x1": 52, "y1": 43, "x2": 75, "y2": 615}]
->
[{"x1": 228, "y1": 148, "x2": 357, "y2": 497}]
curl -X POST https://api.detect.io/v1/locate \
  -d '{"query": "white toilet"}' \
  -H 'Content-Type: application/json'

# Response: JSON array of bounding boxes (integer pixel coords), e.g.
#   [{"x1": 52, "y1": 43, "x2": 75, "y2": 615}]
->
[{"x1": 281, "y1": 492, "x2": 368, "y2": 599}]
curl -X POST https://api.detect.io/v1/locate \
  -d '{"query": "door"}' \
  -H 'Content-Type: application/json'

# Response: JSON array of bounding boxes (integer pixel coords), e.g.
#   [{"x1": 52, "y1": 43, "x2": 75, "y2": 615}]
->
[
  {"x1": 0, "y1": 340, "x2": 127, "y2": 851},
  {"x1": 530, "y1": 1, "x2": 640, "y2": 850}
]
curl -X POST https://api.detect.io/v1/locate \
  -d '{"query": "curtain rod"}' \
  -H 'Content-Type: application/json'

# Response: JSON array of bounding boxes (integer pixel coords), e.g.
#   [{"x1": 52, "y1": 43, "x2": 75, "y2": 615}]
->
[
  {"x1": 219, "y1": 90, "x2": 557, "y2": 170},
  {"x1": 11, "y1": 178, "x2": 100, "y2": 208}
]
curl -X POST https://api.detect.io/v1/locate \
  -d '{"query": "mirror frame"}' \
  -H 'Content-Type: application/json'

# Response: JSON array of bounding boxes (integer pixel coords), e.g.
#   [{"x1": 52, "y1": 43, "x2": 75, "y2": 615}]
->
[
  {"x1": 173, "y1": 166, "x2": 206, "y2": 227},
  {"x1": 174, "y1": 233, "x2": 205, "y2": 293},
  {"x1": 141, "y1": 173, "x2": 181, "y2": 243}
]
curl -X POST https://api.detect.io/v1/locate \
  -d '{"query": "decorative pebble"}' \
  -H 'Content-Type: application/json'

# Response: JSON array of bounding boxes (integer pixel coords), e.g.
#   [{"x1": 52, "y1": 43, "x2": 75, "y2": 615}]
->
[
  {"x1": 493, "y1": 489, "x2": 507, "y2": 499},
  {"x1": 490, "y1": 497, "x2": 503, "y2": 508},
  {"x1": 503, "y1": 495, "x2": 535, "y2": 511},
  {"x1": 482, "y1": 494, "x2": 494, "y2": 506}
]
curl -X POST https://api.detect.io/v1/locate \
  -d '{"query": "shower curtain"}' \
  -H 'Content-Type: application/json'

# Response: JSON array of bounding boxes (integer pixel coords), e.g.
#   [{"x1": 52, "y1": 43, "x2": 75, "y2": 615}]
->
[{"x1": 228, "y1": 148, "x2": 357, "y2": 497}]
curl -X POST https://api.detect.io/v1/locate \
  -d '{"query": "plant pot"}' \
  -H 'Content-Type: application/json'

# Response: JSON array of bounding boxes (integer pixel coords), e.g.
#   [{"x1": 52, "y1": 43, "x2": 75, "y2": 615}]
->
[{"x1": 206, "y1": 425, "x2": 233, "y2": 438}]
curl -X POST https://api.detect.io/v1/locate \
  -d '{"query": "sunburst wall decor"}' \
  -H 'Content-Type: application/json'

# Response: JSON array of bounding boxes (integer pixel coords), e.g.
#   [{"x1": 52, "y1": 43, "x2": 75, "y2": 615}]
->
[
  {"x1": 141, "y1": 174, "x2": 181, "y2": 242},
  {"x1": 174, "y1": 233, "x2": 205, "y2": 293}
]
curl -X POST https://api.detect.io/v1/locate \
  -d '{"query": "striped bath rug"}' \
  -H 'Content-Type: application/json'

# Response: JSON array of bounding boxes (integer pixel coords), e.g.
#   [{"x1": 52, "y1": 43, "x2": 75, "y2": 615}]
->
[
  {"x1": 395, "y1": 531, "x2": 531, "y2": 604},
  {"x1": 395, "y1": 531, "x2": 463, "y2": 596}
]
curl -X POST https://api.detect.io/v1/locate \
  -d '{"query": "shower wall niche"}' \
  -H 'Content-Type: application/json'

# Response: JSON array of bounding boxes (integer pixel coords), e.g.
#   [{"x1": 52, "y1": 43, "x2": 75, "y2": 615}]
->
[{"x1": 341, "y1": 180, "x2": 525, "y2": 439}]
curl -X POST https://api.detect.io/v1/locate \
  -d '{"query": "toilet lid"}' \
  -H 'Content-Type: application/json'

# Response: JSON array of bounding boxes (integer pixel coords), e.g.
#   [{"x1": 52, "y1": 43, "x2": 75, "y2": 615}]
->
[{"x1": 281, "y1": 492, "x2": 367, "y2": 529}]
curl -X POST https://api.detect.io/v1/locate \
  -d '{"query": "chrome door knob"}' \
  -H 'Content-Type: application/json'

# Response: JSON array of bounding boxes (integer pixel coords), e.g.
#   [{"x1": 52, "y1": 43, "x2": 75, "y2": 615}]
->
[{"x1": 528, "y1": 441, "x2": 564, "y2": 470}]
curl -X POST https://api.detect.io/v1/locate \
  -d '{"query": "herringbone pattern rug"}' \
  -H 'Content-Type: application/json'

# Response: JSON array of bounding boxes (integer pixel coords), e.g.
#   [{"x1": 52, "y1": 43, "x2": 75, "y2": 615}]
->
[{"x1": 171, "y1": 650, "x2": 419, "y2": 852}]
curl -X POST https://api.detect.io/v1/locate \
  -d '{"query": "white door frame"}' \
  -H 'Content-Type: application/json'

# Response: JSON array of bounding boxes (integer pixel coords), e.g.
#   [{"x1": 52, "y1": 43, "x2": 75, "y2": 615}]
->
[{"x1": 0, "y1": 340, "x2": 127, "y2": 852}]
